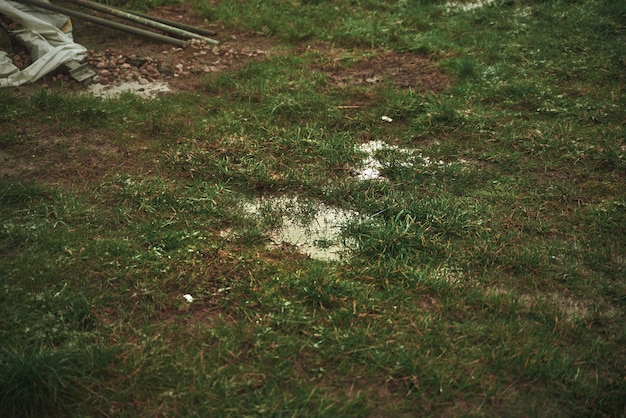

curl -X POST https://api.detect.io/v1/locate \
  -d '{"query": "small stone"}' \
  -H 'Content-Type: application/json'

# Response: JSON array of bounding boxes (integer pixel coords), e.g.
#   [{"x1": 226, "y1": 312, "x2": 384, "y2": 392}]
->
[
  {"x1": 129, "y1": 57, "x2": 147, "y2": 67},
  {"x1": 138, "y1": 77, "x2": 149, "y2": 85}
]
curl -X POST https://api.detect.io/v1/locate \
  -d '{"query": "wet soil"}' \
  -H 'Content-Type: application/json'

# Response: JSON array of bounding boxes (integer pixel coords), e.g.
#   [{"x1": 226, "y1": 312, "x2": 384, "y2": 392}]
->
[
  {"x1": 312, "y1": 48, "x2": 450, "y2": 93},
  {"x1": 3, "y1": 4, "x2": 450, "y2": 94},
  {"x1": 1, "y1": 5, "x2": 451, "y2": 184}
]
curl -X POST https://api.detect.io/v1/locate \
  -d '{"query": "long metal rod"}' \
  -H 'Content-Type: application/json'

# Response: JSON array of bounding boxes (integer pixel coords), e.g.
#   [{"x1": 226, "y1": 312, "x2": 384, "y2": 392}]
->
[
  {"x1": 71, "y1": 0, "x2": 219, "y2": 45},
  {"x1": 118, "y1": 7, "x2": 217, "y2": 37},
  {"x1": 16, "y1": 0, "x2": 188, "y2": 47}
]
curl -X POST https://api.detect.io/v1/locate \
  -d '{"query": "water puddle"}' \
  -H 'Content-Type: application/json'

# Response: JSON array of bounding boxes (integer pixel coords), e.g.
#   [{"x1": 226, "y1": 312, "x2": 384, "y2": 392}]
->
[
  {"x1": 355, "y1": 140, "x2": 449, "y2": 181},
  {"x1": 356, "y1": 140, "x2": 389, "y2": 181},
  {"x1": 228, "y1": 142, "x2": 465, "y2": 260},
  {"x1": 445, "y1": 0, "x2": 495, "y2": 12},
  {"x1": 88, "y1": 80, "x2": 171, "y2": 99},
  {"x1": 241, "y1": 196, "x2": 359, "y2": 262}
]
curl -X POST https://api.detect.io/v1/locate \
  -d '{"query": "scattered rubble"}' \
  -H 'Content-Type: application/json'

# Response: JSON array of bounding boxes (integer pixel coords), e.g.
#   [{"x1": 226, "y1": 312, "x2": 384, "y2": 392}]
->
[
  {"x1": 2, "y1": 3, "x2": 269, "y2": 94},
  {"x1": 87, "y1": 42, "x2": 265, "y2": 99},
  {"x1": 83, "y1": 37, "x2": 269, "y2": 99},
  {"x1": 87, "y1": 48, "x2": 161, "y2": 86},
  {"x1": 4, "y1": 50, "x2": 31, "y2": 70},
  {"x1": 85, "y1": 40, "x2": 266, "y2": 88}
]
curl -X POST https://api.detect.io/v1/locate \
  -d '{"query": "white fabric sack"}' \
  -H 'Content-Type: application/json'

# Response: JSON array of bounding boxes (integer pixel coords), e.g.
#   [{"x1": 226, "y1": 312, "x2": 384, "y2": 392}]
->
[
  {"x1": 0, "y1": 50, "x2": 19, "y2": 76},
  {"x1": 0, "y1": 0, "x2": 86, "y2": 87}
]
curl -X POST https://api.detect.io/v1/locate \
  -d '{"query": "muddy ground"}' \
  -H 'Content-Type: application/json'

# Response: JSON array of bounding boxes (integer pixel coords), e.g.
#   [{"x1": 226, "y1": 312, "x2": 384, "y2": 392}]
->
[
  {"x1": 1, "y1": 4, "x2": 450, "y2": 185},
  {"x1": 1, "y1": 4, "x2": 449, "y2": 96}
]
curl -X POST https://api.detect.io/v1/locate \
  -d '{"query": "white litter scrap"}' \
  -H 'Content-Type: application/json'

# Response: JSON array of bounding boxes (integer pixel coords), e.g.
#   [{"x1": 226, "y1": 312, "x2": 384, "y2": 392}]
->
[
  {"x1": 183, "y1": 294, "x2": 194, "y2": 303},
  {"x1": 0, "y1": 0, "x2": 87, "y2": 87}
]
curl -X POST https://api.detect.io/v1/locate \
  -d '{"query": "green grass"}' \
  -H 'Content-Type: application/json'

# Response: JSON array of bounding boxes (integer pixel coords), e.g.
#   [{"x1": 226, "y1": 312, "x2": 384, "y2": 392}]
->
[{"x1": 1, "y1": 0, "x2": 625, "y2": 416}]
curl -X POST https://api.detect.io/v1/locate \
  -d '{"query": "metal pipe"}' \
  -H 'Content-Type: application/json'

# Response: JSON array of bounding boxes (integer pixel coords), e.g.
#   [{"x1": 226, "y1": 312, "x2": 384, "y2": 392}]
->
[
  {"x1": 15, "y1": 0, "x2": 189, "y2": 47},
  {"x1": 71, "y1": 0, "x2": 219, "y2": 45},
  {"x1": 118, "y1": 8, "x2": 217, "y2": 37}
]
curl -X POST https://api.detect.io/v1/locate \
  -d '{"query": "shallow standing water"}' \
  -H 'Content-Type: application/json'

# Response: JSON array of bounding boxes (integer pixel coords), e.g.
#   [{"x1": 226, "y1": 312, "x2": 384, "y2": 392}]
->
[{"x1": 243, "y1": 197, "x2": 359, "y2": 262}]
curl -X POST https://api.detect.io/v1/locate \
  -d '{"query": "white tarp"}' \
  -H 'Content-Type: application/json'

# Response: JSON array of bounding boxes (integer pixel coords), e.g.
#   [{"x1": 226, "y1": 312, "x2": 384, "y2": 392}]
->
[{"x1": 0, "y1": 0, "x2": 86, "y2": 87}]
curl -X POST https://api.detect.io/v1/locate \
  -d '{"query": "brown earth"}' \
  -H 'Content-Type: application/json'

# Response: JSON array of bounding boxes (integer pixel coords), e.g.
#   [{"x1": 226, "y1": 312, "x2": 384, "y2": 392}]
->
[
  {"x1": 4, "y1": 4, "x2": 449, "y2": 94},
  {"x1": 1, "y1": 5, "x2": 450, "y2": 184}
]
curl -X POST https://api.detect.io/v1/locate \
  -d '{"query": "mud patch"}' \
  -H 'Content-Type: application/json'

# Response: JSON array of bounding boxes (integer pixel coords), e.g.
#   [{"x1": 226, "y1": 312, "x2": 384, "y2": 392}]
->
[
  {"x1": 0, "y1": 131, "x2": 136, "y2": 184},
  {"x1": 488, "y1": 286, "x2": 620, "y2": 324},
  {"x1": 317, "y1": 50, "x2": 450, "y2": 93},
  {"x1": 0, "y1": 149, "x2": 26, "y2": 178},
  {"x1": 5, "y1": 6, "x2": 276, "y2": 96},
  {"x1": 158, "y1": 304, "x2": 234, "y2": 333},
  {"x1": 518, "y1": 292, "x2": 620, "y2": 323}
]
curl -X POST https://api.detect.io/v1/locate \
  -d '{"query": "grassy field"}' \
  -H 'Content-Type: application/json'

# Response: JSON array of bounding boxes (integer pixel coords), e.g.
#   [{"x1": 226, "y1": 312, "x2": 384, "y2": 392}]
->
[{"x1": 1, "y1": 0, "x2": 625, "y2": 416}]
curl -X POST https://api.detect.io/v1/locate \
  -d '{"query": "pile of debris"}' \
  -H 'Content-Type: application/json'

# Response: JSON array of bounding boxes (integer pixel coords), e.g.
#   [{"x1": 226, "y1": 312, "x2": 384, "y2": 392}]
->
[
  {"x1": 85, "y1": 41, "x2": 266, "y2": 87},
  {"x1": 87, "y1": 49, "x2": 161, "y2": 86},
  {"x1": 4, "y1": 49, "x2": 31, "y2": 70}
]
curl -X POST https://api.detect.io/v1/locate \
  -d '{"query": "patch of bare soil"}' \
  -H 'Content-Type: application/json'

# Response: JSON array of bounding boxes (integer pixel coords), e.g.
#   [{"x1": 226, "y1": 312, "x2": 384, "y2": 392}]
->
[
  {"x1": 0, "y1": 4, "x2": 278, "y2": 94},
  {"x1": 2, "y1": 5, "x2": 451, "y2": 186},
  {"x1": 0, "y1": 129, "x2": 139, "y2": 185},
  {"x1": 311, "y1": 47, "x2": 450, "y2": 93},
  {"x1": 5, "y1": 5, "x2": 449, "y2": 95},
  {"x1": 67, "y1": 5, "x2": 277, "y2": 93}
]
